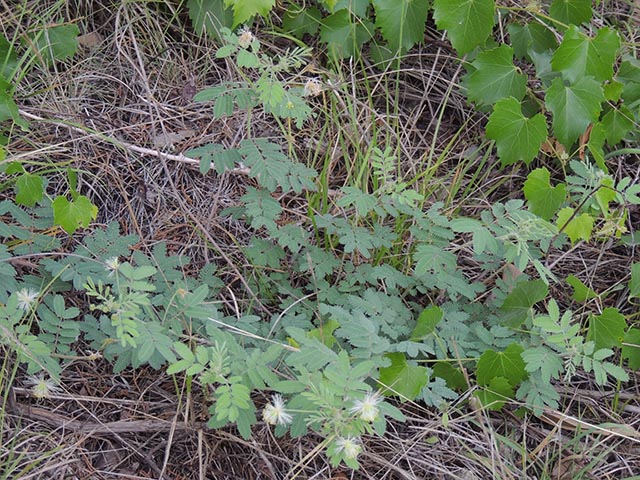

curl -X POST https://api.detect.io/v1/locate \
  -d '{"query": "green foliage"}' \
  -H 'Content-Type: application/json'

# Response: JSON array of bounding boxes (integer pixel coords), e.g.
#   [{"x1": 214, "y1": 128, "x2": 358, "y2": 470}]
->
[
  {"x1": 499, "y1": 280, "x2": 548, "y2": 328},
  {"x1": 465, "y1": 46, "x2": 527, "y2": 107},
  {"x1": 432, "y1": 0, "x2": 494, "y2": 54},
  {"x1": 587, "y1": 308, "x2": 626, "y2": 350},
  {"x1": 378, "y1": 352, "x2": 428, "y2": 400},
  {"x1": 4, "y1": 1, "x2": 640, "y2": 472},
  {"x1": 545, "y1": 76, "x2": 605, "y2": 148},
  {"x1": 52, "y1": 195, "x2": 98, "y2": 234},
  {"x1": 371, "y1": 0, "x2": 428, "y2": 53},
  {"x1": 486, "y1": 97, "x2": 547, "y2": 166},
  {"x1": 523, "y1": 168, "x2": 566, "y2": 221}
]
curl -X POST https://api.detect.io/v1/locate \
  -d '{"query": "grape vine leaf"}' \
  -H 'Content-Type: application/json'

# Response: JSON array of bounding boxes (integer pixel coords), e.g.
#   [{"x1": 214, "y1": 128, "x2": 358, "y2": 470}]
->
[
  {"x1": 52, "y1": 195, "x2": 98, "y2": 234},
  {"x1": 0, "y1": 35, "x2": 18, "y2": 79},
  {"x1": 601, "y1": 106, "x2": 634, "y2": 145},
  {"x1": 476, "y1": 344, "x2": 527, "y2": 387},
  {"x1": 549, "y1": 0, "x2": 592, "y2": 25},
  {"x1": 319, "y1": 9, "x2": 374, "y2": 59},
  {"x1": 556, "y1": 207, "x2": 593, "y2": 244},
  {"x1": 465, "y1": 45, "x2": 527, "y2": 106},
  {"x1": 372, "y1": 0, "x2": 429, "y2": 53},
  {"x1": 282, "y1": 5, "x2": 321, "y2": 38},
  {"x1": 224, "y1": 0, "x2": 275, "y2": 27},
  {"x1": 474, "y1": 376, "x2": 513, "y2": 411},
  {"x1": 432, "y1": 362, "x2": 467, "y2": 390},
  {"x1": 551, "y1": 26, "x2": 620, "y2": 83},
  {"x1": 410, "y1": 305, "x2": 443, "y2": 340},
  {"x1": 566, "y1": 274, "x2": 598, "y2": 302},
  {"x1": 187, "y1": 0, "x2": 234, "y2": 38},
  {"x1": 586, "y1": 122, "x2": 606, "y2": 170},
  {"x1": 630, "y1": 263, "x2": 640, "y2": 299},
  {"x1": 15, "y1": 173, "x2": 44, "y2": 207},
  {"x1": 587, "y1": 308, "x2": 626, "y2": 350},
  {"x1": 545, "y1": 76, "x2": 604, "y2": 147},
  {"x1": 622, "y1": 328, "x2": 640, "y2": 370},
  {"x1": 499, "y1": 279, "x2": 548, "y2": 327},
  {"x1": 0, "y1": 74, "x2": 28, "y2": 126},
  {"x1": 432, "y1": 0, "x2": 495, "y2": 55},
  {"x1": 485, "y1": 97, "x2": 547, "y2": 166},
  {"x1": 379, "y1": 352, "x2": 428, "y2": 400},
  {"x1": 332, "y1": 0, "x2": 370, "y2": 17},
  {"x1": 27, "y1": 24, "x2": 79, "y2": 64},
  {"x1": 508, "y1": 22, "x2": 557, "y2": 60},
  {"x1": 523, "y1": 167, "x2": 566, "y2": 220}
]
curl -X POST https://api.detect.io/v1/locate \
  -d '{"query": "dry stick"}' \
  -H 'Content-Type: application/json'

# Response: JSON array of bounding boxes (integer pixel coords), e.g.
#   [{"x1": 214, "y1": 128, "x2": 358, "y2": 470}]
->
[
  {"x1": 8, "y1": 400, "x2": 205, "y2": 433},
  {"x1": 15, "y1": 109, "x2": 249, "y2": 175}
]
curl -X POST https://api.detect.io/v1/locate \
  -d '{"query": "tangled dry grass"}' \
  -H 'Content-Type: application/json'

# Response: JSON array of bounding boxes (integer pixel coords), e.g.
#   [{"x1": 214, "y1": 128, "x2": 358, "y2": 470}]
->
[{"x1": 2, "y1": 1, "x2": 640, "y2": 479}]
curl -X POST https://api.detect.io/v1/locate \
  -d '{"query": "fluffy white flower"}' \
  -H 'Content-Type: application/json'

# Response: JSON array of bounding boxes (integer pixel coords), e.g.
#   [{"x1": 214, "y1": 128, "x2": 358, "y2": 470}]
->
[
  {"x1": 303, "y1": 77, "x2": 323, "y2": 97},
  {"x1": 16, "y1": 288, "x2": 39, "y2": 311},
  {"x1": 335, "y1": 436, "x2": 362, "y2": 459},
  {"x1": 104, "y1": 256, "x2": 120, "y2": 276},
  {"x1": 237, "y1": 26, "x2": 255, "y2": 49},
  {"x1": 350, "y1": 392, "x2": 382, "y2": 422},
  {"x1": 262, "y1": 394, "x2": 293, "y2": 425},
  {"x1": 26, "y1": 374, "x2": 61, "y2": 399}
]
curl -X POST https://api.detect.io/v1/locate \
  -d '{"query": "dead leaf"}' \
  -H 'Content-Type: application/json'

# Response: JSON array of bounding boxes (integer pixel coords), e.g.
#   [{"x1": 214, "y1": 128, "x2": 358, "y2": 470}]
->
[{"x1": 77, "y1": 32, "x2": 103, "y2": 48}]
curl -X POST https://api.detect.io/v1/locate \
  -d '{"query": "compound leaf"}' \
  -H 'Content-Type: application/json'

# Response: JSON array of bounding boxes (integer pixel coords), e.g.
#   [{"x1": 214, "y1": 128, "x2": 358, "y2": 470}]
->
[
  {"x1": 486, "y1": 97, "x2": 547, "y2": 166},
  {"x1": 521, "y1": 346, "x2": 563, "y2": 383}
]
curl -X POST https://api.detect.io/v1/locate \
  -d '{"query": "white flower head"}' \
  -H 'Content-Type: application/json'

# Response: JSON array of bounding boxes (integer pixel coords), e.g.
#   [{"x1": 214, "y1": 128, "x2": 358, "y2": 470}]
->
[
  {"x1": 237, "y1": 26, "x2": 255, "y2": 49},
  {"x1": 262, "y1": 394, "x2": 293, "y2": 426},
  {"x1": 16, "y1": 288, "x2": 39, "y2": 311},
  {"x1": 104, "y1": 256, "x2": 120, "y2": 276},
  {"x1": 335, "y1": 436, "x2": 362, "y2": 460},
  {"x1": 303, "y1": 77, "x2": 323, "y2": 97},
  {"x1": 350, "y1": 391, "x2": 382, "y2": 422},
  {"x1": 26, "y1": 374, "x2": 61, "y2": 399}
]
